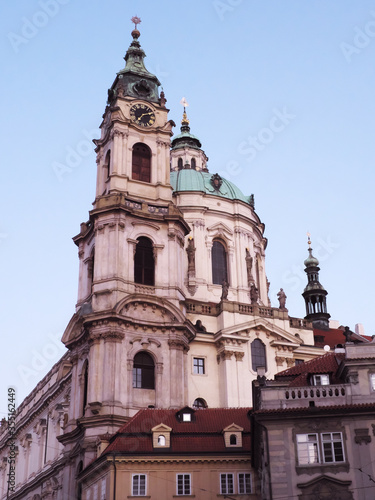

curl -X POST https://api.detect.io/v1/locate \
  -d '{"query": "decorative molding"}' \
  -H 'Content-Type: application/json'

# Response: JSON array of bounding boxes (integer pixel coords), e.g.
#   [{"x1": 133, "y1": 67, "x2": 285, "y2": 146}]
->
[{"x1": 354, "y1": 428, "x2": 371, "y2": 445}]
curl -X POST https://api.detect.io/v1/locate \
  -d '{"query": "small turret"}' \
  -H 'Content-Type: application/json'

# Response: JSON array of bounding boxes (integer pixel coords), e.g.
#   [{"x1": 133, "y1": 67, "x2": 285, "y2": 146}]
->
[
  {"x1": 170, "y1": 98, "x2": 208, "y2": 171},
  {"x1": 302, "y1": 234, "x2": 330, "y2": 329}
]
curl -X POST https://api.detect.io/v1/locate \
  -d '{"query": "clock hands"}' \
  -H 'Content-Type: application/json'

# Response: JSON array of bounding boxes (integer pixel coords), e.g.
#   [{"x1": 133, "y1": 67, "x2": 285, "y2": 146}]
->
[{"x1": 137, "y1": 111, "x2": 154, "y2": 120}]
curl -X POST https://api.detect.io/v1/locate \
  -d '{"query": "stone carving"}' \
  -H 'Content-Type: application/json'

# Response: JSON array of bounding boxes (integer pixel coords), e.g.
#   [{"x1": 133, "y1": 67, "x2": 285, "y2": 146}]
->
[
  {"x1": 354, "y1": 428, "x2": 371, "y2": 445},
  {"x1": 210, "y1": 173, "x2": 223, "y2": 191},
  {"x1": 245, "y1": 248, "x2": 254, "y2": 285},
  {"x1": 186, "y1": 237, "x2": 196, "y2": 276},
  {"x1": 343, "y1": 326, "x2": 352, "y2": 343},
  {"x1": 194, "y1": 320, "x2": 207, "y2": 333},
  {"x1": 277, "y1": 288, "x2": 287, "y2": 310},
  {"x1": 250, "y1": 284, "x2": 259, "y2": 304},
  {"x1": 221, "y1": 279, "x2": 229, "y2": 301}
]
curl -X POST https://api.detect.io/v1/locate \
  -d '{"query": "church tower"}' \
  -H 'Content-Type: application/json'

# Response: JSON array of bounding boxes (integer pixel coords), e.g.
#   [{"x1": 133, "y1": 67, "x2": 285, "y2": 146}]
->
[
  {"x1": 60, "y1": 21, "x2": 195, "y2": 480},
  {"x1": 302, "y1": 235, "x2": 330, "y2": 329}
]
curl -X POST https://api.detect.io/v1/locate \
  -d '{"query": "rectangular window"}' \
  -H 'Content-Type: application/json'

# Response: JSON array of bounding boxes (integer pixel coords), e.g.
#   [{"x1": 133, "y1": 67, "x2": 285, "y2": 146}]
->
[
  {"x1": 177, "y1": 474, "x2": 191, "y2": 495},
  {"x1": 297, "y1": 434, "x2": 319, "y2": 465},
  {"x1": 133, "y1": 368, "x2": 142, "y2": 388},
  {"x1": 370, "y1": 373, "x2": 375, "y2": 391},
  {"x1": 313, "y1": 374, "x2": 330, "y2": 386},
  {"x1": 238, "y1": 473, "x2": 252, "y2": 494},
  {"x1": 295, "y1": 359, "x2": 304, "y2": 366},
  {"x1": 220, "y1": 473, "x2": 234, "y2": 494},
  {"x1": 193, "y1": 357, "x2": 205, "y2": 374},
  {"x1": 132, "y1": 474, "x2": 146, "y2": 496},
  {"x1": 321, "y1": 432, "x2": 345, "y2": 463}
]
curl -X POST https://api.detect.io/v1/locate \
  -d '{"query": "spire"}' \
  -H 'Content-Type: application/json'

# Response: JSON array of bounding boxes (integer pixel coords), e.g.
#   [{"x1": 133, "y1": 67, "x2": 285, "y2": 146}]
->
[
  {"x1": 302, "y1": 233, "x2": 330, "y2": 329},
  {"x1": 107, "y1": 17, "x2": 161, "y2": 105},
  {"x1": 171, "y1": 98, "x2": 203, "y2": 152}
]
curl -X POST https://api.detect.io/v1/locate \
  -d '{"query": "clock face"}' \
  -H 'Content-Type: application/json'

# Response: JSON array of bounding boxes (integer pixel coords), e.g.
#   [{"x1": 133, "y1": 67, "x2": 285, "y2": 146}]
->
[{"x1": 130, "y1": 103, "x2": 156, "y2": 127}]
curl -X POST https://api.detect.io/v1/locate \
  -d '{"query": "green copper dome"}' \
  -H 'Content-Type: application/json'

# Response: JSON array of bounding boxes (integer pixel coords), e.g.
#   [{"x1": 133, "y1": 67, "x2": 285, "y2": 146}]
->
[{"x1": 170, "y1": 169, "x2": 254, "y2": 205}]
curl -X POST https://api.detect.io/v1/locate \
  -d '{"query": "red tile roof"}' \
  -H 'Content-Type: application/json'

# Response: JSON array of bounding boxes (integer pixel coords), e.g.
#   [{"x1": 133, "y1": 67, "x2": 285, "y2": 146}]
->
[
  {"x1": 275, "y1": 352, "x2": 345, "y2": 387},
  {"x1": 103, "y1": 408, "x2": 251, "y2": 456},
  {"x1": 313, "y1": 327, "x2": 371, "y2": 349}
]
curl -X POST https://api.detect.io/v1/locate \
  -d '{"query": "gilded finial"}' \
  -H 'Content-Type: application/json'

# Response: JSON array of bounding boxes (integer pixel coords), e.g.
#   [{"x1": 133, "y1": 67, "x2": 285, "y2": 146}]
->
[
  {"x1": 180, "y1": 97, "x2": 190, "y2": 125},
  {"x1": 307, "y1": 231, "x2": 312, "y2": 249}
]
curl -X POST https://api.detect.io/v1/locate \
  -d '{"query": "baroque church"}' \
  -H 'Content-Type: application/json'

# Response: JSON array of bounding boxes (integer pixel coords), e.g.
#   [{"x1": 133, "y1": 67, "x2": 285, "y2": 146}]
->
[{"x1": 0, "y1": 21, "x2": 365, "y2": 499}]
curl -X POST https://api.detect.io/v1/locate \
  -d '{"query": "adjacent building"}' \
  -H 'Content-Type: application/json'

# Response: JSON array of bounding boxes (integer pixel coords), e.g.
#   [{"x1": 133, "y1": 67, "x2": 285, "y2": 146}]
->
[{"x1": 252, "y1": 341, "x2": 375, "y2": 500}]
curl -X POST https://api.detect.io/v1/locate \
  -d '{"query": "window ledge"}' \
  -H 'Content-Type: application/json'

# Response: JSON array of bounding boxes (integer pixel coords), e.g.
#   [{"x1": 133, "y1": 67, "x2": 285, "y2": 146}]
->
[
  {"x1": 296, "y1": 462, "x2": 349, "y2": 476},
  {"x1": 172, "y1": 496, "x2": 195, "y2": 498},
  {"x1": 127, "y1": 496, "x2": 151, "y2": 499}
]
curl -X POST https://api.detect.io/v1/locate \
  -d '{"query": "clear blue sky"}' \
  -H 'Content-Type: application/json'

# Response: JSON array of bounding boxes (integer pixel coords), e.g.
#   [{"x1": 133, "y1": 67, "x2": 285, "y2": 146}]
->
[{"x1": 1, "y1": 0, "x2": 375, "y2": 416}]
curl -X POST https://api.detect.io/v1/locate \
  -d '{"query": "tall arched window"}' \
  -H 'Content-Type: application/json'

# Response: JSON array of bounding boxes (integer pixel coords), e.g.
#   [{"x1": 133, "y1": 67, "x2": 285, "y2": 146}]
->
[
  {"x1": 104, "y1": 150, "x2": 111, "y2": 180},
  {"x1": 133, "y1": 352, "x2": 155, "y2": 389},
  {"x1": 134, "y1": 237, "x2": 155, "y2": 286},
  {"x1": 191, "y1": 158, "x2": 196, "y2": 170},
  {"x1": 212, "y1": 240, "x2": 228, "y2": 285},
  {"x1": 81, "y1": 361, "x2": 89, "y2": 416},
  {"x1": 132, "y1": 142, "x2": 151, "y2": 182},
  {"x1": 87, "y1": 248, "x2": 95, "y2": 292},
  {"x1": 251, "y1": 339, "x2": 267, "y2": 372},
  {"x1": 178, "y1": 157, "x2": 183, "y2": 170}
]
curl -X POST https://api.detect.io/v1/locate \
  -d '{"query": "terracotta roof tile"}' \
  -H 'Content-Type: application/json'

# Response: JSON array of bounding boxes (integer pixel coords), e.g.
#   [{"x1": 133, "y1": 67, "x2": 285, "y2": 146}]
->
[
  {"x1": 313, "y1": 327, "x2": 370, "y2": 349},
  {"x1": 103, "y1": 408, "x2": 251, "y2": 456}
]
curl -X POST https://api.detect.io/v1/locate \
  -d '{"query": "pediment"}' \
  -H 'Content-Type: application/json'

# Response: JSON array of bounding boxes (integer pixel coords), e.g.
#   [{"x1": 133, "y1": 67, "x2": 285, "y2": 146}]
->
[
  {"x1": 217, "y1": 317, "x2": 302, "y2": 346},
  {"x1": 297, "y1": 475, "x2": 353, "y2": 500},
  {"x1": 223, "y1": 423, "x2": 243, "y2": 432},
  {"x1": 206, "y1": 222, "x2": 233, "y2": 237},
  {"x1": 152, "y1": 423, "x2": 172, "y2": 433},
  {"x1": 120, "y1": 301, "x2": 178, "y2": 324}
]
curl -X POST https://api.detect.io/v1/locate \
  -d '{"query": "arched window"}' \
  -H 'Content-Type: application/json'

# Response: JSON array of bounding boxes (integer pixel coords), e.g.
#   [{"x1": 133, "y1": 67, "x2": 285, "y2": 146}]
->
[
  {"x1": 212, "y1": 240, "x2": 228, "y2": 285},
  {"x1": 133, "y1": 352, "x2": 155, "y2": 389},
  {"x1": 81, "y1": 361, "x2": 89, "y2": 416},
  {"x1": 251, "y1": 339, "x2": 267, "y2": 372},
  {"x1": 134, "y1": 237, "x2": 155, "y2": 286},
  {"x1": 191, "y1": 158, "x2": 196, "y2": 170},
  {"x1": 132, "y1": 142, "x2": 151, "y2": 182},
  {"x1": 87, "y1": 248, "x2": 95, "y2": 292},
  {"x1": 158, "y1": 435, "x2": 166, "y2": 446},
  {"x1": 178, "y1": 157, "x2": 183, "y2": 170},
  {"x1": 230, "y1": 434, "x2": 237, "y2": 445},
  {"x1": 104, "y1": 150, "x2": 111, "y2": 180},
  {"x1": 193, "y1": 398, "x2": 208, "y2": 409}
]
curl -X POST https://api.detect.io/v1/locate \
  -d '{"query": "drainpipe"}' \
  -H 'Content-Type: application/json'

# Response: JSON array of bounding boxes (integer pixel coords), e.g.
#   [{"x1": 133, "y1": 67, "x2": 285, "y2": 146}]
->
[{"x1": 112, "y1": 453, "x2": 117, "y2": 500}]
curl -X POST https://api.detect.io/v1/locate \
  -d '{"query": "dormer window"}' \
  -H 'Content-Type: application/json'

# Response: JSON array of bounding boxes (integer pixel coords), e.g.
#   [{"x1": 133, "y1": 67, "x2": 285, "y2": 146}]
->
[
  {"x1": 312, "y1": 374, "x2": 330, "y2": 386},
  {"x1": 176, "y1": 406, "x2": 195, "y2": 423},
  {"x1": 152, "y1": 424, "x2": 172, "y2": 448},
  {"x1": 223, "y1": 424, "x2": 243, "y2": 448}
]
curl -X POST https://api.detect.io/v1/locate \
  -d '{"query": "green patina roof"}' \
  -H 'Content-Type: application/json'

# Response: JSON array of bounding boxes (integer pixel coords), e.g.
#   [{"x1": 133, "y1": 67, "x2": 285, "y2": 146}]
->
[{"x1": 170, "y1": 169, "x2": 254, "y2": 205}]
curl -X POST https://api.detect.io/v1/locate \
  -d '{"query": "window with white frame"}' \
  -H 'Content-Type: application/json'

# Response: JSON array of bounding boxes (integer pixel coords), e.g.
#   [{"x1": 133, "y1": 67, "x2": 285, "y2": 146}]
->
[
  {"x1": 312, "y1": 374, "x2": 330, "y2": 386},
  {"x1": 132, "y1": 474, "x2": 146, "y2": 496},
  {"x1": 296, "y1": 432, "x2": 345, "y2": 466},
  {"x1": 370, "y1": 373, "x2": 375, "y2": 391},
  {"x1": 193, "y1": 357, "x2": 205, "y2": 375},
  {"x1": 238, "y1": 473, "x2": 252, "y2": 494},
  {"x1": 176, "y1": 474, "x2": 191, "y2": 495},
  {"x1": 220, "y1": 473, "x2": 234, "y2": 494}
]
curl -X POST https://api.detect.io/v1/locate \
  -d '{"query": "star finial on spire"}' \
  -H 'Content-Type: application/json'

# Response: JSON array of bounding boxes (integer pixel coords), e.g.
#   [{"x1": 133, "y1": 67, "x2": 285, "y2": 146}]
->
[{"x1": 131, "y1": 16, "x2": 141, "y2": 29}]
